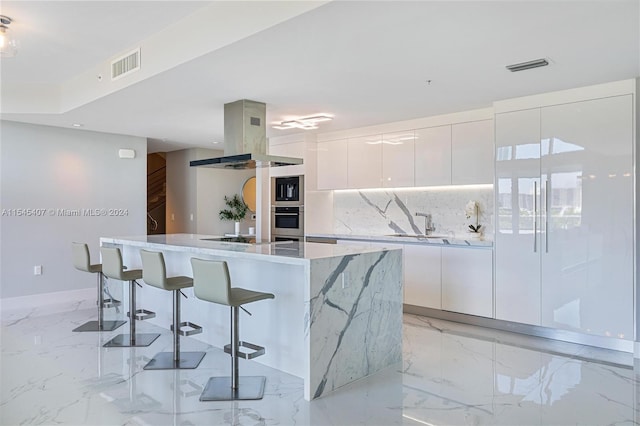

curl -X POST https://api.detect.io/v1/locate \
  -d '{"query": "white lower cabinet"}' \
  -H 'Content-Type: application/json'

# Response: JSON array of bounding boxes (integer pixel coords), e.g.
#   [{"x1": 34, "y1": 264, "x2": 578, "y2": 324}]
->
[
  {"x1": 336, "y1": 239, "x2": 493, "y2": 318},
  {"x1": 441, "y1": 247, "x2": 493, "y2": 317},
  {"x1": 403, "y1": 244, "x2": 441, "y2": 309}
]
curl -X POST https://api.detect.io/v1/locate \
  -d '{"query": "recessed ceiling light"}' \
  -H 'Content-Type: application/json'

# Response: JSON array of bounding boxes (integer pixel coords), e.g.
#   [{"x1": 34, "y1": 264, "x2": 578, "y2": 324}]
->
[
  {"x1": 506, "y1": 58, "x2": 549, "y2": 72},
  {"x1": 212, "y1": 141, "x2": 220, "y2": 144},
  {"x1": 272, "y1": 114, "x2": 333, "y2": 130},
  {"x1": 71, "y1": 123, "x2": 83, "y2": 128}
]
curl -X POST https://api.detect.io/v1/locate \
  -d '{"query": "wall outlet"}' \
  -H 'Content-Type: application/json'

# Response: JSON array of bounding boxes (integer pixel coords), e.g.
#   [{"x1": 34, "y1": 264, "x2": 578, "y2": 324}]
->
[
  {"x1": 190, "y1": 213, "x2": 194, "y2": 221},
  {"x1": 34, "y1": 265, "x2": 42, "y2": 275},
  {"x1": 171, "y1": 213, "x2": 175, "y2": 221}
]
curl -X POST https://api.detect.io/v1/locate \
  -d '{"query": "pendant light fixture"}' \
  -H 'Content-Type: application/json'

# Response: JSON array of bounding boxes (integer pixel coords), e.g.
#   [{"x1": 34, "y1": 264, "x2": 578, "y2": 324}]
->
[{"x1": 0, "y1": 15, "x2": 18, "y2": 57}]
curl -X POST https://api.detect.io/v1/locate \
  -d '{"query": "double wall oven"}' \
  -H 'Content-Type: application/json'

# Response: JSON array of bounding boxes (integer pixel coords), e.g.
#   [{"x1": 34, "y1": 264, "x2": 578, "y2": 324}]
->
[{"x1": 271, "y1": 175, "x2": 304, "y2": 242}]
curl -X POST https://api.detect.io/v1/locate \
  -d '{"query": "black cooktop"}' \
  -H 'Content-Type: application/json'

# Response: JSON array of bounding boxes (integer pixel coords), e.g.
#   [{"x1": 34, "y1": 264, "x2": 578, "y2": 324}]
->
[{"x1": 201, "y1": 236, "x2": 260, "y2": 243}]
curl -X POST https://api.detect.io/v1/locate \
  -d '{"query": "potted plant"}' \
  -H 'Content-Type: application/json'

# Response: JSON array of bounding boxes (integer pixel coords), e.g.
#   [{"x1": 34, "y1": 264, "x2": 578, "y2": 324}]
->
[
  {"x1": 219, "y1": 194, "x2": 248, "y2": 235},
  {"x1": 465, "y1": 200, "x2": 482, "y2": 239}
]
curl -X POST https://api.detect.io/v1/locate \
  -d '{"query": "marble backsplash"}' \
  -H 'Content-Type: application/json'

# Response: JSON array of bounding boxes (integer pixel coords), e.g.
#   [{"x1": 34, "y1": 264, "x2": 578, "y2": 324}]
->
[{"x1": 333, "y1": 186, "x2": 494, "y2": 240}]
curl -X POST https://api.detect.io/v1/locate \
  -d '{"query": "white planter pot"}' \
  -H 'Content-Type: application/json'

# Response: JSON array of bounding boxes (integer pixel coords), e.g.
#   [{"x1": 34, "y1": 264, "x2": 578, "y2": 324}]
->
[
  {"x1": 466, "y1": 231, "x2": 482, "y2": 241},
  {"x1": 234, "y1": 221, "x2": 240, "y2": 235}
]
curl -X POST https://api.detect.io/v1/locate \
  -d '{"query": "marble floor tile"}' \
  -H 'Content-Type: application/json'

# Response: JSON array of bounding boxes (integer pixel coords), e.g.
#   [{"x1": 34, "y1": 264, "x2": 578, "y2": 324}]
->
[{"x1": 1, "y1": 307, "x2": 638, "y2": 425}]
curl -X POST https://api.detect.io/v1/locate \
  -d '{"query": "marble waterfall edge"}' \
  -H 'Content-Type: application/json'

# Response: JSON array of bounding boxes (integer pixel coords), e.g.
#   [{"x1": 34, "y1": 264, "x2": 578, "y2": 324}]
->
[{"x1": 307, "y1": 249, "x2": 403, "y2": 399}]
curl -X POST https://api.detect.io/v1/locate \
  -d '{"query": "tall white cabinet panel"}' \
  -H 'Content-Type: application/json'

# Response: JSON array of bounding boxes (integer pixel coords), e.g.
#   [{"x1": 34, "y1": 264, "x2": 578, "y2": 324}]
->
[
  {"x1": 414, "y1": 125, "x2": 451, "y2": 186},
  {"x1": 317, "y1": 140, "x2": 348, "y2": 190},
  {"x1": 494, "y1": 108, "x2": 542, "y2": 326},
  {"x1": 348, "y1": 135, "x2": 383, "y2": 189},
  {"x1": 539, "y1": 95, "x2": 633, "y2": 339},
  {"x1": 382, "y1": 132, "x2": 415, "y2": 188},
  {"x1": 441, "y1": 247, "x2": 493, "y2": 318},
  {"x1": 404, "y1": 244, "x2": 441, "y2": 308},
  {"x1": 451, "y1": 120, "x2": 494, "y2": 185}
]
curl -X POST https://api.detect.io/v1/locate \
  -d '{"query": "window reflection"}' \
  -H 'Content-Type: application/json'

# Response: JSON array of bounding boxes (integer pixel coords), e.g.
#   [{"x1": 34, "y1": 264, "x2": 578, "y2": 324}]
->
[
  {"x1": 552, "y1": 137, "x2": 585, "y2": 154},
  {"x1": 515, "y1": 143, "x2": 539, "y2": 160},
  {"x1": 498, "y1": 178, "x2": 537, "y2": 235},
  {"x1": 496, "y1": 146, "x2": 512, "y2": 161},
  {"x1": 498, "y1": 136, "x2": 584, "y2": 235},
  {"x1": 548, "y1": 172, "x2": 582, "y2": 230}
]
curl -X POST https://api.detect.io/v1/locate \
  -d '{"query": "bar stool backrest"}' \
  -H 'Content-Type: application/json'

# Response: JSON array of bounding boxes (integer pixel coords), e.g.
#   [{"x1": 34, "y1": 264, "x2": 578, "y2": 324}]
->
[
  {"x1": 100, "y1": 247, "x2": 125, "y2": 280},
  {"x1": 71, "y1": 242, "x2": 91, "y2": 272},
  {"x1": 140, "y1": 250, "x2": 167, "y2": 290},
  {"x1": 190, "y1": 258, "x2": 232, "y2": 306}
]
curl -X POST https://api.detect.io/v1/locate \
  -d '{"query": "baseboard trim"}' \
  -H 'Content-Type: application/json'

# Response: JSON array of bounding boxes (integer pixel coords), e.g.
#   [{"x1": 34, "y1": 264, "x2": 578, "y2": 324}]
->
[
  {"x1": 404, "y1": 304, "x2": 635, "y2": 354},
  {"x1": 1, "y1": 287, "x2": 95, "y2": 315}
]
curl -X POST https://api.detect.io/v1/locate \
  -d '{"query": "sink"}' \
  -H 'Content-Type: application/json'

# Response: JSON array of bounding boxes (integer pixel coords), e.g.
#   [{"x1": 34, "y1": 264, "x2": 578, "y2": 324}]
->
[{"x1": 385, "y1": 233, "x2": 446, "y2": 239}]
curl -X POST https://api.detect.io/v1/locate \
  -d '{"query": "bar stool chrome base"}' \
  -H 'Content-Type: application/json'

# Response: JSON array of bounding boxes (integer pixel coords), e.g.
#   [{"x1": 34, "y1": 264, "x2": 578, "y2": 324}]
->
[
  {"x1": 73, "y1": 320, "x2": 126, "y2": 332},
  {"x1": 103, "y1": 333, "x2": 160, "y2": 347},
  {"x1": 200, "y1": 376, "x2": 266, "y2": 401},
  {"x1": 143, "y1": 351, "x2": 206, "y2": 370}
]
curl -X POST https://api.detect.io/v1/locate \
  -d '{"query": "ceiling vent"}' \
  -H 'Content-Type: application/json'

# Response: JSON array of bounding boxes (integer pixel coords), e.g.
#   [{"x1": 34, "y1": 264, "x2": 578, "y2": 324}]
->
[
  {"x1": 506, "y1": 58, "x2": 549, "y2": 72},
  {"x1": 111, "y1": 48, "x2": 141, "y2": 80}
]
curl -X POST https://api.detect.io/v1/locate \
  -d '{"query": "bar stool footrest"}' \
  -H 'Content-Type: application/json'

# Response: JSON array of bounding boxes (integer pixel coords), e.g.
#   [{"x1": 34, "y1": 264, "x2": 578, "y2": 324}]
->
[
  {"x1": 170, "y1": 321, "x2": 202, "y2": 337},
  {"x1": 224, "y1": 341, "x2": 265, "y2": 360},
  {"x1": 101, "y1": 298, "x2": 121, "y2": 309},
  {"x1": 127, "y1": 309, "x2": 156, "y2": 321}
]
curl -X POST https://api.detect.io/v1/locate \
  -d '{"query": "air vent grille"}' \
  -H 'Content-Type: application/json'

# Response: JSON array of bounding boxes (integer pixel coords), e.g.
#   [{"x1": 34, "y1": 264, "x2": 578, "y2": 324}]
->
[
  {"x1": 111, "y1": 48, "x2": 140, "y2": 80},
  {"x1": 506, "y1": 58, "x2": 549, "y2": 72}
]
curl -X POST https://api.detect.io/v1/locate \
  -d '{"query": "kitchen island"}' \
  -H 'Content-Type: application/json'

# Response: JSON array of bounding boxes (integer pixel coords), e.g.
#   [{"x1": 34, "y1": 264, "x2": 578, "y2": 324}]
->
[{"x1": 100, "y1": 234, "x2": 403, "y2": 401}]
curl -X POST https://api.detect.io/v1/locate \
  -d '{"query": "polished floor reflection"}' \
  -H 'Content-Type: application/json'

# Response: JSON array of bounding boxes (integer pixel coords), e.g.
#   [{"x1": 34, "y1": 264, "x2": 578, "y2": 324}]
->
[{"x1": 1, "y1": 304, "x2": 638, "y2": 425}]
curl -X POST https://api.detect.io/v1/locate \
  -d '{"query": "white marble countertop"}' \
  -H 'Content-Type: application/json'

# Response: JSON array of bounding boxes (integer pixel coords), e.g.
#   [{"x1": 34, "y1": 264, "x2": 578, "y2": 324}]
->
[
  {"x1": 100, "y1": 234, "x2": 400, "y2": 266},
  {"x1": 306, "y1": 233, "x2": 494, "y2": 248}
]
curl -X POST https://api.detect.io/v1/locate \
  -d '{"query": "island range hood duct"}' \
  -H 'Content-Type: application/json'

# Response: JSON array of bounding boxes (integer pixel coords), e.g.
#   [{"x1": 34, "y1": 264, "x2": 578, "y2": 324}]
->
[{"x1": 190, "y1": 99, "x2": 303, "y2": 169}]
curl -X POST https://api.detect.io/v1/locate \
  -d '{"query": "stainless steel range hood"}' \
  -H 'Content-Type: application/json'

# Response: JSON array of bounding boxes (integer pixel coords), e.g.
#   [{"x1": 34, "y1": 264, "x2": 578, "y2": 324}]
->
[{"x1": 190, "y1": 99, "x2": 303, "y2": 169}]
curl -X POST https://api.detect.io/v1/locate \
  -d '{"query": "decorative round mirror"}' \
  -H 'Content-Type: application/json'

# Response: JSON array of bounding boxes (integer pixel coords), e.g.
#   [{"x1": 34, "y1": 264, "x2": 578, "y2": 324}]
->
[{"x1": 242, "y1": 176, "x2": 257, "y2": 212}]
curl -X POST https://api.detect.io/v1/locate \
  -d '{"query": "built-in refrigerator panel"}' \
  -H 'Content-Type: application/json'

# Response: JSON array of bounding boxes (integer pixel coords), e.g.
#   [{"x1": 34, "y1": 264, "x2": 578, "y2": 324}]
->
[{"x1": 495, "y1": 108, "x2": 542, "y2": 326}]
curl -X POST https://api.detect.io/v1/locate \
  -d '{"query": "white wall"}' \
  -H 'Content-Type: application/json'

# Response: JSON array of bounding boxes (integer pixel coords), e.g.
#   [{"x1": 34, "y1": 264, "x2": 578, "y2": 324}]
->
[
  {"x1": 0, "y1": 121, "x2": 146, "y2": 299},
  {"x1": 166, "y1": 148, "x2": 254, "y2": 235},
  {"x1": 166, "y1": 149, "x2": 199, "y2": 234},
  {"x1": 195, "y1": 149, "x2": 255, "y2": 235}
]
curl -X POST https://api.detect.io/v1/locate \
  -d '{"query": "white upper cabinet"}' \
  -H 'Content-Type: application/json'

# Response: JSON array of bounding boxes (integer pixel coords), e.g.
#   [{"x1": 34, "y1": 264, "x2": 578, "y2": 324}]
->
[
  {"x1": 269, "y1": 141, "x2": 305, "y2": 178},
  {"x1": 348, "y1": 135, "x2": 382, "y2": 189},
  {"x1": 382, "y1": 131, "x2": 415, "y2": 188},
  {"x1": 539, "y1": 95, "x2": 633, "y2": 339},
  {"x1": 414, "y1": 125, "x2": 451, "y2": 186},
  {"x1": 451, "y1": 120, "x2": 494, "y2": 185},
  {"x1": 317, "y1": 139, "x2": 348, "y2": 190},
  {"x1": 316, "y1": 114, "x2": 494, "y2": 190}
]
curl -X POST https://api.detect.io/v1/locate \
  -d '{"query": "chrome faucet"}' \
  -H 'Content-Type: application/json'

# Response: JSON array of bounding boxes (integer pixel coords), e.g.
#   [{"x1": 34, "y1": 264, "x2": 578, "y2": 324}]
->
[{"x1": 415, "y1": 212, "x2": 436, "y2": 235}]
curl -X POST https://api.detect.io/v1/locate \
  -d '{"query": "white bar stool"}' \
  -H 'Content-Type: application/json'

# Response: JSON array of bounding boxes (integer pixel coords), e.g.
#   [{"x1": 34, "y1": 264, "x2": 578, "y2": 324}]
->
[
  {"x1": 191, "y1": 258, "x2": 274, "y2": 401},
  {"x1": 71, "y1": 242, "x2": 126, "y2": 332},
  {"x1": 140, "y1": 249, "x2": 206, "y2": 370},
  {"x1": 101, "y1": 247, "x2": 160, "y2": 347}
]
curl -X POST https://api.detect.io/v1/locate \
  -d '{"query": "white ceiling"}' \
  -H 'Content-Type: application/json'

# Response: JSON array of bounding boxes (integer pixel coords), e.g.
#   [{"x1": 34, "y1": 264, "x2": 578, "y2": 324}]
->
[{"x1": 1, "y1": 1, "x2": 639, "y2": 152}]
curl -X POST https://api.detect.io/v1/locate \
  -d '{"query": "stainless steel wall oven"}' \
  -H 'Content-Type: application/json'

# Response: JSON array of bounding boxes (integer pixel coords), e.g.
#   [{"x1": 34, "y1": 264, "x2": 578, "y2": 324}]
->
[{"x1": 271, "y1": 175, "x2": 304, "y2": 240}]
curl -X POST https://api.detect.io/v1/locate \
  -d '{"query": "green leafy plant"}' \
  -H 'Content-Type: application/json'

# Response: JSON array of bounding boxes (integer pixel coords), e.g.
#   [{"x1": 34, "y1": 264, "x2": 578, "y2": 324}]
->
[
  {"x1": 218, "y1": 194, "x2": 248, "y2": 222},
  {"x1": 468, "y1": 224, "x2": 482, "y2": 233}
]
